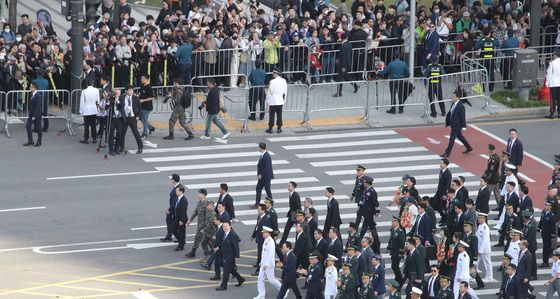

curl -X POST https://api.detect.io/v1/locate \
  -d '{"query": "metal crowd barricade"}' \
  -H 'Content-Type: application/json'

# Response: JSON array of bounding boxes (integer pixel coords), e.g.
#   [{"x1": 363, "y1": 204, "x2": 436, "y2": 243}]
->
[
  {"x1": 0, "y1": 91, "x2": 7, "y2": 136},
  {"x1": 189, "y1": 85, "x2": 250, "y2": 132},
  {"x1": 279, "y1": 44, "x2": 311, "y2": 83},
  {"x1": 541, "y1": 25, "x2": 558, "y2": 48},
  {"x1": 364, "y1": 40, "x2": 405, "y2": 80},
  {"x1": 366, "y1": 77, "x2": 431, "y2": 123},
  {"x1": 3, "y1": 89, "x2": 71, "y2": 138},
  {"x1": 306, "y1": 80, "x2": 369, "y2": 129}
]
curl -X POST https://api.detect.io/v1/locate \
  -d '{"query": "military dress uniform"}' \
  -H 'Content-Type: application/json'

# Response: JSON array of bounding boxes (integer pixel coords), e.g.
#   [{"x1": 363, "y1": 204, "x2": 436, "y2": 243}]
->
[
  {"x1": 436, "y1": 285, "x2": 454, "y2": 299},
  {"x1": 360, "y1": 182, "x2": 380, "y2": 252},
  {"x1": 342, "y1": 250, "x2": 360, "y2": 279},
  {"x1": 346, "y1": 230, "x2": 361, "y2": 250},
  {"x1": 424, "y1": 59, "x2": 446, "y2": 117},
  {"x1": 305, "y1": 261, "x2": 324, "y2": 299},
  {"x1": 538, "y1": 202, "x2": 558, "y2": 266},
  {"x1": 357, "y1": 275, "x2": 375, "y2": 299},
  {"x1": 522, "y1": 211, "x2": 538, "y2": 278},
  {"x1": 338, "y1": 269, "x2": 356, "y2": 299},
  {"x1": 352, "y1": 173, "x2": 367, "y2": 228},
  {"x1": 387, "y1": 219, "x2": 406, "y2": 284},
  {"x1": 266, "y1": 202, "x2": 284, "y2": 259}
]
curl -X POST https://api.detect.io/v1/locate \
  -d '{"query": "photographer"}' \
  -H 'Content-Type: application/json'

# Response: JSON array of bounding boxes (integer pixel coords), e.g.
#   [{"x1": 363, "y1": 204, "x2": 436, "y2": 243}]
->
[
  {"x1": 163, "y1": 77, "x2": 195, "y2": 141},
  {"x1": 200, "y1": 78, "x2": 229, "y2": 140}
]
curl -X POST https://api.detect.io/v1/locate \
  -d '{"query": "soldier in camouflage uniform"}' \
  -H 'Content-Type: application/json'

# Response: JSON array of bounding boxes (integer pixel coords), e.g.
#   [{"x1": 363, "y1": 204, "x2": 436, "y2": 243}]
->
[
  {"x1": 357, "y1": 274, "x2": 375, "y2": 299},
  {"x1": 163, "y1": 77, "x2": 195, "y2": 140},
  {"x1": 337, "y1": 263, "x2": 356, "y2": 299},
  {"x1": 185, "y1": 189, "x2": 208, "y2": 258},
  {"x1": 352, "y1": 165, "x2": 367, "y2": 228},
  {"x1": 201, "y1": 201, "x2": 217, "y2": 259},
  {"x1": 385, "y1": 279, "x2": 401, "y2": 299},
  {"x1": 436, "y1": 275, "x2": 454, "y2": 299}
]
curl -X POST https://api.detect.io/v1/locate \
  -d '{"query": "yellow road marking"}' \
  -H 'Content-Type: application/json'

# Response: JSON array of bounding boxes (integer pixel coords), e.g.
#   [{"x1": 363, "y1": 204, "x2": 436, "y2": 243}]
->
[
  {"x1": 160, "y1": 266, "x2": 213, "y2": 274},
  {"x1": 125, "y1": 272, "x2": 220, "y2": 284},
  {"x1": 58, "y1": 284, "x2": 123, "y2": 294},
  {"x1": 17, "y1": 290, "x2": 67, "y2": 297},
  {"x1": 93, "y1": 278, "x2": 172, "y2": 289}
]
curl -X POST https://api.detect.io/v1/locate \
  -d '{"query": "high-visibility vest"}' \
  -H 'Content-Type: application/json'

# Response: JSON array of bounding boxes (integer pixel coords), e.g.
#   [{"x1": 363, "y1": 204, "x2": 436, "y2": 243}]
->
[
  {"x1": 429, "y1": 64, "x2": 441, "y2": 83},
  {"x1": 482, "y1": 38, "x2": 495, "y2": 58}
]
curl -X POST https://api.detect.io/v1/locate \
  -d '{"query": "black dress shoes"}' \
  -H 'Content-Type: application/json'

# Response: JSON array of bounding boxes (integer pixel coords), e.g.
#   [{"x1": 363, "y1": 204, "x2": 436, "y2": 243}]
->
[
  {"x1": 440, "y1": 153, "x2": 449, "y2": 158},
  {"x1": 23, "y1": 141, "x2": 34, "y2": 146},
  {"x1": 160, "y1": 238, "x2": 172, "y2": 242},
  {"x1": 236, "y1": 277, "x2": 245, "y2": 287},
  {"x1": 79, "y1": 139, "x2": 89, "y2": 144},
  {"x1": 136, "y1": 148, "x2": 143, "y2": 154},
  {"x1": 174, "y1": 246, "x2": 184, "y2": 251},
  {"x1": 215, "y1": 286, "x2": 227, "y2": 291},
  {"x1": 34, "y1": 142, "x2": 41, "y2": 147},
  {"x1": 463, "y1": 148, "x2": 473, "y2": 154},
  {"x1": 265, "y1": 129, "x2": 273, "y2": 134},
  {"x1": 200, "y1": 263, "x2": 211, "y2": 270},
  {"x1": 210, "y1": 276, "x2": 221, "y2": 281}
]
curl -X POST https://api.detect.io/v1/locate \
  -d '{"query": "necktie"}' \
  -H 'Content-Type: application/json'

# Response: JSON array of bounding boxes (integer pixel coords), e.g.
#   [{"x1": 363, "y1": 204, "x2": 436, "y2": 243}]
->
[
  {"x1": 451, "y1": 103, "x2": 457, "y2": 116},
  {"x1": 509, "y1": 140, "x2": 513, "y2": 153},
  {"x1": 506, "y1": 193, "x2": 510, "y2": 203},
  {"x1": 223, "y1": 233, "x2": 228, "y2": 241},
  {"x1": 428, "y1": 276, "x2": 434, "y2": 295},
  {"x1": 127, "y1": 97, "x2": 132, "y2": 117},
  {"x1": 175, "y1": 197, "x2": 180, "y2": 213}
]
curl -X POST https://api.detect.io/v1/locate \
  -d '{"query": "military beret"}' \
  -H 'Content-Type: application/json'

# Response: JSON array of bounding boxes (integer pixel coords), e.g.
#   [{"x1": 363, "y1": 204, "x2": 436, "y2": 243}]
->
[
  {"x1": 488, "y1": 144, "x2": 495, "y2": 150},
  {"x1": 386, "y1": 279, "x2": 400, "y2": 288},
  {"x1": 521, "y1": 210, "x2": 532, "y2": 218},
  {"x1": 363, "y1": 176, "x2": 374, "y2": 184},
  {"x1": 502, "y1": 151, "x2": 512, "y2": 157},
  {"x1": 356, "y1": 165, "x2": 366, "y2": 171}
]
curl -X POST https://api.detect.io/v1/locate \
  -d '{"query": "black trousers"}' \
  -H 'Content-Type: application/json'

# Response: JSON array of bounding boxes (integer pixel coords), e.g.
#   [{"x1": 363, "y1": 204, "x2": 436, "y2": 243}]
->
[
  {"x1": 550, "y1": 87, "x2": 560, "y2": 113},
  {"x1": 336, "y1": 69, "x2": 357, "y2": 95},
  {"x1": 97, "y1": 116, "x2": 108, "y2": 141},
  {"x1": 354, "y1": 206, "x2": 364, "y2": 228},
  {"x1": 304, "y1": 284, "x2": 323, "y2": 299},
  {"x1": 172, "y1": 221, "x2": 186, "y2": 248},
  {"x1": 122, "y1": 117, "x2": 143, "y2": 150},
  {"x1": 220, "y1": 260, "x2": 243, "y2": 289},
  {"x1": 26, "y1": 116, "x2": 42, "y2": 143},
  {"x1": 268, "y1": 105, "x2": 283, "y2": 129},
  {"x1": 482, "y1": 59, "x2": 495, "y2": 92},
  {"x1": 543, "y1": 236, "x2": 552, "y2": 264},
  {"x1": 280, "y1": 219, "x2": 296, "y2": 245},
  {"x1": 249, "y1": 86, "x2": 266, "y2": 119},
  {"x1": 391, "y1": 253, "x2": 404, "y2": 284},
  {"x1": 428, "y1": 83, "x2": 445, "y2": 115},
  {"x1": 255, "y1": 178, "x2": 272, "y2": 205},
  {"x1": 389, "y1": 81, "x2": 404, "y2": 111},
  {"x1": 165, "y1": 213, "x2": 173, "y2": 239},
  {"x1": 444, "y1": 126, "x2": 472, "y2": 155},
  {"x1": 277, "y1": 278, "x2": 302, "y2": 299},
  {"x1": 108, "y1": 117, "x2": 124, "y2": 153},
  {"x1": 83, "y1": 115, "x2": 97, "y2": 140},
  {"x1": 359, "y1": 212, "x2": 375, "y2": 239},
  {"x1": 503, "y1": 57, "x2": 513, "y2": 89}
]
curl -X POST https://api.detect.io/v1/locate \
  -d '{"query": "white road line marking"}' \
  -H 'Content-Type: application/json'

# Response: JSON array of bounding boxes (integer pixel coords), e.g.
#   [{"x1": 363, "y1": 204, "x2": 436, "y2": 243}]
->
[
  {"x1": 143, "y1": 151, "x2": 273, "y2": 163},
  {"x1": 46, "y1": 170, "x2": 161, "y2": 181},
  {"x1": 444, "y1": 135, "x2": 464, "y2": 146},
  {"x1": 156, "y1": 160, "x2": 290, "y2": 171},
  {"x1": 325, "y1": 163, "x2": 461, "y2": 176},
  {"x1": 339, "y1": 172, "x2": 474, "y2": 185},
  {"x1": 0, "y1": 207, "x2": 46, "y2": 213},
  {"x1": 311, "y1": 154, "x2": 441, "y2": 167},
  {"x1": 138, "y1": 143, "x2": 258, "y2": 154},
  {"x1": 185, "y1": 177, "x2": 318, "y2": 189},
  {"x1": 130, "y1": 225, "x2": 167, "y2": 231},
  {"x1": 132, "y1": 291, "x2": 159, "y2": 299},
  {"x1": 479, "y1": 154, "x2": 536, "y2": 183},
  {"x1": 470, "y1": 124, "x2": 554, "y2": 169},
  {"x1": 283, "y1": 138, "x2": 411, "y2": 150},
  {"x1": 175, "y1": 168, "x2": 305, "y2": 180},
  {"x1": 296, "y1": 146, "x2": 427, "y2": 159},
  {"x1": 267, "y1": 130, "x2": 396, "y2": 142}
]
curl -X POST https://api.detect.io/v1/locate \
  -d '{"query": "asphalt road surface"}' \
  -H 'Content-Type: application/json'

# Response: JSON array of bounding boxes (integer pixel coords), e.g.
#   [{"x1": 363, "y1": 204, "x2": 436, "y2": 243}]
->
[{"x1": 0, "y1": 118, "x2": 557, "y2": 298}]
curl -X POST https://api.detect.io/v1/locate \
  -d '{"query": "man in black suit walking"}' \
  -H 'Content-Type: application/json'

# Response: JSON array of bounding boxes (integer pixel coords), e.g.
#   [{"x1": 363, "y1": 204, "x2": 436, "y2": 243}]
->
[
  {"x1": 161, "y1": 174, "x2": 181, "y2": 242},
  {"x1": 506, "y1": 128, "x2": 524, "y2": 170},
  {"x1": 502, "y1": 264, "x2": 522, "y2": 299},
  {"x1": 173, "y1": 185, "x2": 189, "y2": 251},
  {"x1": 475, "y1": 177, "x2": 491, "y2": 214},
  {"x1": 280, "y1": 181, "x2": 302, "y2": 245},
  {"x1": 251, "y1": 204, "x2": 271, "y2": 275},
  {"x1": 23, "y1": 82, "x2": 43, "y2": 147},
  {"x1": 215, "y1": 221, "x2": 245, "y2": 291},
  {"x1": 434, "y1": 159, "x2": 452, "y2": 224},
  {"x1": 251, "y1": 143, "x2": 274, "y2": 208},
  {"x1": 276, "y1": 241, "x2": 303, "y2": 299},
  {"x1": 118, "y1": 85, "x2": 143, "y2": 155},
  {"x1": 323, "y1": 187, "x2": 342, "y2": 237},
  {"x1": 217, "y1": 183, "x2": 236, "y2": 222},
  {"x1": 333, "y1": 33, "x2": 358, "y2": 97},
  {"x1": 404, "y1": 238, "x2": 425, "y2": 297},
  {"x1": 441, "y1": 88, "x2": 472, "y2": 158}
]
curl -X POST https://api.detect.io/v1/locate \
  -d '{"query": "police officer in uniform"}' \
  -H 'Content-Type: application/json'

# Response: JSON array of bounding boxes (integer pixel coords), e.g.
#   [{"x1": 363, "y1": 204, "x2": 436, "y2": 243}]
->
[
  {"x1": 388, "y1": 215, "x2": 406, "y2": 285},
  {"x1": 358, "y1": 273, "x2": 375, "y2": 299},
  {"x1": 359, "y1": 176, "x2": 380, "y2": 253},
  {"x1": 352, "y1": 165, "x2": 367, "y2": 228},
  {"x1": 337, "y1": 263, "x2": 356, "y2": 299},
  {"x1": 424, "y1": 56, "x2": 446, "y2": 118},
  {"x1": 538, "y1": 199, "x2": 557, "y2": 268},
  {"x1": 436, "y1": 276, "x2": 453, "y2": 299},
  {"x1": 475, "y1": 28, "x2": 501, "y2": 92}
]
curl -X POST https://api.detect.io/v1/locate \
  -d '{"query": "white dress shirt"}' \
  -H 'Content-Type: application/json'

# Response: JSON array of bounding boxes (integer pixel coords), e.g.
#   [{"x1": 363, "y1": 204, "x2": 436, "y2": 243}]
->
[
  {"x1": 267, "y1": 76, "x2": 288, "y2": 106},
  {"x1": 80, "y1": 86, "x2": 100, "y2": 116}
]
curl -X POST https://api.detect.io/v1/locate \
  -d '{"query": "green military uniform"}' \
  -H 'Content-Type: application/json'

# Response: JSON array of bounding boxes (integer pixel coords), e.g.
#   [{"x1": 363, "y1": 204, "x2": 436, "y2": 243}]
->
[
  {"x1": 387, "y1": 224, "x2": 405, "y2": 283},
  {"x1": 165, "y1": 86, "x2": 194, "y2": 139},
  {"x1": 346, "y1": 231, "x2": 361, "y2": 249},
  {"x1": 342, "y1": 255, "x2": 359, "y2": 279},
  {"x1": 388, "y1": 291, "x2": 401, "y2": 299},
  {"x1": 358, "y1": 282, "x2": 375, "y2": 299},
  {"x1": 267, "y1": 207, "x2": 279, "y2": 237},
  {"x1": 484, "y1": 152, "x2": 501, "y2": 185},
  {"x1": 436, "y1": 286, "x2": 454, "y2": 299},
  {"x1": 338, "y1": 273, "x2": 356, "y2": 299},
  {"x1": 201, "y1": 210, "x2": 217, "y2": 256},
  {"x1": 189, "y1": 199, "x2": 208, "y2": 251}
]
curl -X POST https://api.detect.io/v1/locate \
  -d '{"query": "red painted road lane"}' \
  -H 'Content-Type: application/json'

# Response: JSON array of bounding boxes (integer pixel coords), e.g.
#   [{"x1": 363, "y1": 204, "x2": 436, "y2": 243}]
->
[{"x1": 396, "y1": 124, "x2": 553, "y2": 210}]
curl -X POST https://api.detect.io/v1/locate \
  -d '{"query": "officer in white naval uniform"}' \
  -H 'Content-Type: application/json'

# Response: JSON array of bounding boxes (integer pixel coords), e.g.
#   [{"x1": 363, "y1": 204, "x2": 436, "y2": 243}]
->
[
  {"x1": 476, "y1": 212, "x2": 493, "y2": 282},
  {"x1": 254, "y1": 226, "x2": 282, "y2": 299},
  {"x1": 324, "y1": 254, "x2": 339, "y2": 299},
  {"x1": 454, "y1": 241, "x2": 479, "y2": 299}
]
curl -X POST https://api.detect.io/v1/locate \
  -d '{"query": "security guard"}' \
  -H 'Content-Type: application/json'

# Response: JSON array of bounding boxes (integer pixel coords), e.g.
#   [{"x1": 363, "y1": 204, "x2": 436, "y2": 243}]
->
[
  {"x1": 538, "y1": 199, "x2": 557, "y2": 268},
  {"x1": 358, "y1": 273, "x2": 375, "y2": 299},
  {"x1": 424, "y1": 55, "x2": 446, "y2": 118},
  {"x1": 388, "y1": 215, "x2": 406, "y2": 285},
  {"x1": 337, "y1": 263, "x2": 356, "y2": 299},
  {"x1": 436, "y1": 276, "x2": 453, "y2": 299},
  {"x1": 385, "y1": 279, "x2": 400, "y2": 299},
  {"x1": 352, "y1": 165, "x2": 367, "y2": 228},
  {"x1": 342, "y1": 245, "x2": 360, "y2": 279},
  {"x1": 359, "y1": 176, "x2": 380, "y2": 253},
  {"x1": 521, "y1": 210, "x2": 538, "y2": 279},
  {"x1": 475, "y1": 28, "x2": 501, "y2": 92}
]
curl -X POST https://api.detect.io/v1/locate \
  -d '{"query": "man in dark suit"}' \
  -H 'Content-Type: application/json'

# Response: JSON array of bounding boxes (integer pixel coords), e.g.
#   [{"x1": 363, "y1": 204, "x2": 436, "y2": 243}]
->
[
  {"x1": 333, "y1": 33, "x2": 358, "y2": 97},
  {"x1": 216, "y1": 221, "x2": 245, "y2": 291},
  {"x1": 371, "y1": 255, "x2": 386, "y2": 297},
  {"x1": 24, "y1": 82, "x2": 43, "y2": 147},
  {"x1": 323, "y1": 187, "x2": 342, "y2": 237},
  {"x1": 280, "y1": 181, "x2": 302, "y2": 245},
  {"x1": 516, "y1": 240, "x2": 535, "y2": 299},
  {"x1": 502, "y1": 264, "x2": 522, "y2": 299},
  {"x1": 217, "y1": 183, "x2": 236, "y2": 221},
  {"x1": 358, "y1": 236, "x2": 374, "y2": 277},
  {"x1": 433, "y1": 159, "x2": 452, "y2": 224},
  {"x1": 457, "y1": 281, "x2": 473, "y2": 299},
  {"x1": 519, "y1": 185, "x2": 533, "y2": 213},
  {"x1": 205, "y1": 216, "x2": 224, "y2": 279},
  {"x1": 327, "y1": 227, "x2": 343, "y2": 268},
  {"x1": 504, "y1": 182, "x2": 520, "y2": 213},
  {"x1": 411, "y1": 202, "x2": 434, "y2": 245},
  {"x1": 252, "y1": 142, "x2": 274, "y2": 208},
  {"x1": 172, "y1": 185, "x2": 189, "y2": 251},
  {"x1": 423, "y1": 23, "x2": 440, "y2": 69},
  {"x1": 475, "y1": 177, "x2": 491, "y2": 214},
  {"x1": 423, "y1": 265, "x2": 441, "y2": 299},
  {"x1": 312, "y1": 229, "x2": 329, "y2": 262},
  {"x1": 276, "y1": 241, "x2": 302, "y2": 299},
  {"x1": 161, "y1": 174, "x2": 180, "y2": 242},
  {"x1": 118, "y1": 85, "x2": 143, "y2": 155},
  {"x1": 251, "y1": 204, "x2": 271, "y2": 274},
  {"x1": 404, "y1": 239, "x2": 425, "y2": 296},
  {"x1": 441, "y1": 88, "x2": 472, "y2": 158},
  {"x1": 294, "y1": 222, "x2": 311, "y2": 269},
  {"x1": 216, "y1": 202, "x2": 231, "y2": 222},
  {"x1": 506, "y1": 128, "x2": 524, "y2": 169}
]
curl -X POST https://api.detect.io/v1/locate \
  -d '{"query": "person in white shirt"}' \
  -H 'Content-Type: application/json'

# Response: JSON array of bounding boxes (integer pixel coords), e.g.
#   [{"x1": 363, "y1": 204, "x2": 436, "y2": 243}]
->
[
  {"x1": 324, "y1": 254, "x2": 338, "y2": 299},
  {"x1": 476, "y1": 212, "x2": 493, "y2": 282},
  {"x1": 401, "y1": 198, "x2": 418, "y2": 234},
  {"x1": 266, "y1": 69, "x2": 287, "y2": 134},
  {"x1": 496, "y1": 164, "x2": 519, "y2": 229},
  {"x1": 545, "y1": 249, "x2": 560, "y2": 299},
  {"x1": 545, "y1": 49, "x2": 560, "y2": 119},
  {"x1": 79, "y1": 79, "x2": 100, "y2": 144},
  {"x1": 454, "y1": 241, "x2": 479, "y2": 299},
  {"x1": 506, "y1": 229, "x2": 522, "y2": 266},
  {"x1": 253, "y1": 226, "x2": 281, "y2": 299}
]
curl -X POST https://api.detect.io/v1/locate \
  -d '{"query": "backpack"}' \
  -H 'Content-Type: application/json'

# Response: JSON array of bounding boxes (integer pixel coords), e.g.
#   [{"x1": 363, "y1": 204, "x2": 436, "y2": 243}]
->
[{"x1": 181, "y1": 88, "x2": 191, "y2": 109}]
